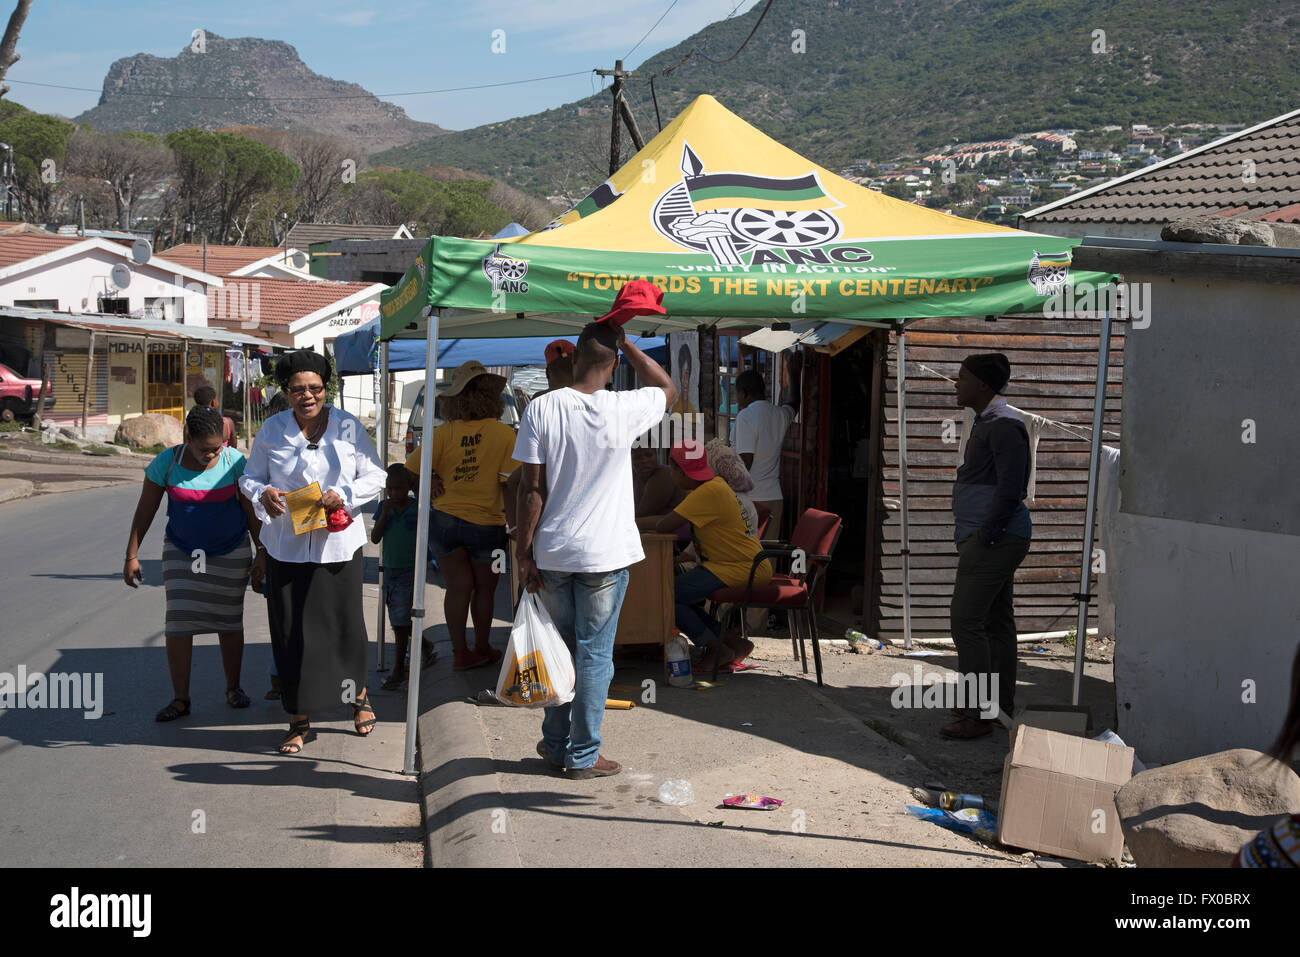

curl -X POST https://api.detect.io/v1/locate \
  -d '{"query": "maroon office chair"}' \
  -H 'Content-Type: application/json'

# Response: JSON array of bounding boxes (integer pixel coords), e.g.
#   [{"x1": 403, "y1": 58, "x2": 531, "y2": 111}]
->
[{"x1": 706, "y1": 508, "x2": 843, "y2": 686}]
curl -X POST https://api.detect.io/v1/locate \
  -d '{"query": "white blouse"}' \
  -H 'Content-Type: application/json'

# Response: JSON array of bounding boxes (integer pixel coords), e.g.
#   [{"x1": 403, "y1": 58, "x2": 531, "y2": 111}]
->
[{"x1": 239, "y1": 405, "x2": 387, "y2": 564}]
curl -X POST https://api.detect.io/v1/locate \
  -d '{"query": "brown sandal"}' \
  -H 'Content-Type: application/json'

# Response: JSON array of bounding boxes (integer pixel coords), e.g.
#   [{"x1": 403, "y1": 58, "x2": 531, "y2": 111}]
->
[
  {"x1": 352, "y1": 693, "x2": 376, "y2": 736},
  {"x1": 279, "y1": 718, "x2": 311, "y2": 754}
]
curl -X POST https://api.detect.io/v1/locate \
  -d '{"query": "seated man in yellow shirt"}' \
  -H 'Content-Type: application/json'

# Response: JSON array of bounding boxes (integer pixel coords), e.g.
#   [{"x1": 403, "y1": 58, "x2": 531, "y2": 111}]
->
[
  {"x1": 405, "y1": 361, "x2": 520, "y2": 671},
  {"x1": 637, "y1": 441, "x2": 771, "y2": 673}
]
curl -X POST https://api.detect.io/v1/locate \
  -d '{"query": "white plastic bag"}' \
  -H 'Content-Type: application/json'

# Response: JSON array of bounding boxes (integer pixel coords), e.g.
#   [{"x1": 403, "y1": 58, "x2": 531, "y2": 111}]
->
[{"x1": 494, "y1": 591, "x2": 576, "y2": 708}]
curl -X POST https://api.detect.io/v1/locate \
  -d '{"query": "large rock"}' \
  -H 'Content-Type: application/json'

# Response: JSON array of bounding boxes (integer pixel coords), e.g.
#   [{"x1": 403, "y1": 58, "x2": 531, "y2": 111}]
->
[
  {"x1": 1115, "y1": 748, "x2": 1300, "y2": 867},
  {"x1": 115, "y1": 413, "x2": 182, "y2": 449},
  {"x1": 1161, "y1": 216, "x2": 1276, "y2": 246}
]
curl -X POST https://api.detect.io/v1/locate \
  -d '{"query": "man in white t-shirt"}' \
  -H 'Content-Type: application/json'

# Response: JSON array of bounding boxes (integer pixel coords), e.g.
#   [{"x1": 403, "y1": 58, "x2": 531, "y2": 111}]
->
[
  {"x1": 732, "y1": 359, "x2": 800, "y2": 540},
  {"x1": 513, "y1": 323, "x2": 676, "y2": 779}
]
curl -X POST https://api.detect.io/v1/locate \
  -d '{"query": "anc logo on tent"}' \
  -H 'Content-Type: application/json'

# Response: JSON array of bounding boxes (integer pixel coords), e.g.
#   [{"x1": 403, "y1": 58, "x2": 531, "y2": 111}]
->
[
  {"x1": 653, "y1": 143, "x2": 846, "y2": 266},
  {"x1": 481, "y1": 244, "x2": 530, "y2": 293},
  {"x1": 1026, "y1": 250, "x2": 1071, "y2": 296}
]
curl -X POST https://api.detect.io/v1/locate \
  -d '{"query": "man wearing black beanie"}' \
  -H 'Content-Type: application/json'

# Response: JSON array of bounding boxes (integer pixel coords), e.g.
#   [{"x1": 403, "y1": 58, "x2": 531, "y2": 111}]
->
[{"x1": 943, "y1": 353, "x2": 1032, "y2": 739}]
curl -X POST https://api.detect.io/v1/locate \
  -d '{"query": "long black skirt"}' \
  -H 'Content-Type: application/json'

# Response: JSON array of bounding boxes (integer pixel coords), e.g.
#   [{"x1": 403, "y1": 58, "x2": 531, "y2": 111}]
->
[{"x1": 266, "y1": 548, "x2": 367, "y2": 715}]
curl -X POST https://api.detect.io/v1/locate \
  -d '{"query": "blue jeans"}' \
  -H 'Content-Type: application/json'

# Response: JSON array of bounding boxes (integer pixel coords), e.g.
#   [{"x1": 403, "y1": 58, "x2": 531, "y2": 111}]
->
[
  {"x1": 674, "y1": 565, "x2": 727, "y2": 645},
  {"x1": 535, "y1": 567, "x2": 630, "y2": 770}
]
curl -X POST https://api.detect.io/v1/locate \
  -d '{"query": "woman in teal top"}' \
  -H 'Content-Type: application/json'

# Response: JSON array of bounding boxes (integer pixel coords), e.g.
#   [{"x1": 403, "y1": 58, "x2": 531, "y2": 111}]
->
[{"x1": 123, "y1": 406, "x2": 265, "y2": 721}]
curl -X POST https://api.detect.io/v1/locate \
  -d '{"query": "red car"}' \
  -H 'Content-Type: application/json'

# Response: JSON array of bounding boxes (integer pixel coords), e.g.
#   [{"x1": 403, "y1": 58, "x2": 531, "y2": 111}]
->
[{"x1": 0, "y1": 362, "x2": 55, "y2": 420}]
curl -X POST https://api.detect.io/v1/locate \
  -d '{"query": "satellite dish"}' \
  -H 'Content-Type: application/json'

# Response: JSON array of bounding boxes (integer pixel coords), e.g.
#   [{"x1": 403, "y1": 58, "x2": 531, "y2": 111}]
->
[
  {"x1": 110, "y1": 263, "x2": 132, "y2": 289},
  {"x1": 291, "y1": 250, "x2": 308, "y2": 269},
  {"x1": 131, "y1": 239, "x2": 153, "y2": 265}
]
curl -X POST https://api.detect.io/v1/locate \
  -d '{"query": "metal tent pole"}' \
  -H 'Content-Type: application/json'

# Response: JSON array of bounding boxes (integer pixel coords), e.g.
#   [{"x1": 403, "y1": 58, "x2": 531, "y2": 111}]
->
[
  {"x1": 403, "y1": 312, "x2": 440, "y2": 775},
  {"x1": 1072, "y1": 307, "x2": 1112, "y2": 705},
  {"x1": 242, "y1": 347, "x2": 251, "y2": 449},
  {"x1": 376, "y1": 340, "x2": 389, "y2": 671},
  {"x1": 896, "y1": 325, "x2": 912, "y2": 650}
]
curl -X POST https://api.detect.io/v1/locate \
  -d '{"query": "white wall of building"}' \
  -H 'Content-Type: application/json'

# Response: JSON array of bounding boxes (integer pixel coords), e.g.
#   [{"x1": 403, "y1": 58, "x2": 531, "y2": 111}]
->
[
  {"x1": 1111, "y1": 269, "x2": 1300, "y2": 764},
  {"x1": 0, "y1": 248, "x2": 214, "y2": 324}
]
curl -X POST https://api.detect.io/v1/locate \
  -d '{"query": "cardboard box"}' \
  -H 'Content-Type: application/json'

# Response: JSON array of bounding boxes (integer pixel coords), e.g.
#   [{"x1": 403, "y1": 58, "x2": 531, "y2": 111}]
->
[
  {"x1": 997, "y1": 725, "x2": 1134, "y2": 862},
  {"x1": 1016, "y1": 704, "x2": 1092, "y2": 736}
]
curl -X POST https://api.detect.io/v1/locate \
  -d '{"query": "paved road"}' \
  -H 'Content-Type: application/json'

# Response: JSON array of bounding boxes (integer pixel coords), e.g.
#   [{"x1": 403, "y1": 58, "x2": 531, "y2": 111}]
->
[{"x1": 0, "y1": 482, "x2": 422, "y2": 867}]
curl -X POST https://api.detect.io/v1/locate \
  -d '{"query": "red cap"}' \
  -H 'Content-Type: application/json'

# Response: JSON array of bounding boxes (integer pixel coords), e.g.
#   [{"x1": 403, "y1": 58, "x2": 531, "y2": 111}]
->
[
  {"x1": 544, "y1": 339, "x2": 575, "y2": 364},
  {"x1": 595, "y1": 279, "x2": 667, "y2": 327},
  {"x1": 669, "y1": 441, "x2": 714, "y2": 482}
]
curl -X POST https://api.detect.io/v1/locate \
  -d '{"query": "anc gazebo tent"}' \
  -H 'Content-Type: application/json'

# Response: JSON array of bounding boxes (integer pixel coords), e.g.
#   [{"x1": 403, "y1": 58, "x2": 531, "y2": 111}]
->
[{"x1": 380, "y1": 95, "x2": 1115, "y2": 772}]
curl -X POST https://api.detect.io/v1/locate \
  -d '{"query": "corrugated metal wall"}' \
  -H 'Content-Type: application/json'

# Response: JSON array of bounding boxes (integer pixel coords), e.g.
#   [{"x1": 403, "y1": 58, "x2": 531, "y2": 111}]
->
[{"x1": 875, "y1": 315, "x2": 1125, "y2": 640}]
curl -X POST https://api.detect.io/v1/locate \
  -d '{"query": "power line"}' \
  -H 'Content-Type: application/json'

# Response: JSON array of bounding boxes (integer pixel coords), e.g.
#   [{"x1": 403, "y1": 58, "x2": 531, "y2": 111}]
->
[
  {"x1": 5, "y1": 70, "x2": 594, "y2": 101},
  {"x1": 639, "y1": 0, "x2": 775, "y2": 131},
  {"x1": 625, "y1": 0, "x2": 681, "y2": 62},
  {"x1": 645, "y1": 0, "x2": 774, "y2": 81},
  {"x1": 696, "y1": 0, "x2": 775, "y2": 64}
]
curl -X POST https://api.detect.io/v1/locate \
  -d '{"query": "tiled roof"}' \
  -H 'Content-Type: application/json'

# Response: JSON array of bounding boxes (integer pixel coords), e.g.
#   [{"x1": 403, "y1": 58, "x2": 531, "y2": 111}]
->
[
  {"x1": 0, "y1": 233, "x2": 88, "y2": 269},
  {"x1": 1025, "y1": 109, "x2": 1300, "y2": 225},
  {"x1": 287, "y1": 223, "x2": 405, "y2": 245},
  {"x1": 205, "y1": 277, "x2": 380, "y2": 329},
  {"x1": 160, "y1": 244, "x2": 295, "y2": 276}
]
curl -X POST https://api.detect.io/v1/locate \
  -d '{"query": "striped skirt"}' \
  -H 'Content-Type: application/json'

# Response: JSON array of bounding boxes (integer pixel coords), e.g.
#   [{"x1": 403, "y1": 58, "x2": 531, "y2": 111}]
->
[{"x1": 161, "y1": 538, "x2": 252, "y2": 638}]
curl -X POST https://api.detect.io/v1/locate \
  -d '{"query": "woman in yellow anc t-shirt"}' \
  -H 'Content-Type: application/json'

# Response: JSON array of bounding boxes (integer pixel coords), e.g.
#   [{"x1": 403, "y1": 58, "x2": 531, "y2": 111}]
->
[
  {"x1": 406, "y1": 361, "x2": 520, "y2": 671},
  {"x1": 637, "y1": 441, "x2": 772, "y2": 674}
]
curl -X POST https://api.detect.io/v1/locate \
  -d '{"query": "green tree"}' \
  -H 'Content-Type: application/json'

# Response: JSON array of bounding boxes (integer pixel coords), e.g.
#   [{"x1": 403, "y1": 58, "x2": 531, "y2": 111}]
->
[
  {"x1": 165, "y1": 130, "x2": 299, "y2": 244},
  {"x1": 64, "y1": 129, "x2": 173, "y2": 230},
  {"x1": 340, "y1": 169, "x2": 510, "y2": 238},
  {"x1": 0, "y1": 110, "x2": 74, "y2": 222}
]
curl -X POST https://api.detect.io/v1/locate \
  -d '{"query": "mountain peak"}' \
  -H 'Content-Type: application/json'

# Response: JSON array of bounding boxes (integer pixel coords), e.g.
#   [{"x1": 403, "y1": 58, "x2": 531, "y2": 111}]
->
[{"x1": 77, "y1": 32, "x2": 443, "y2": 155}]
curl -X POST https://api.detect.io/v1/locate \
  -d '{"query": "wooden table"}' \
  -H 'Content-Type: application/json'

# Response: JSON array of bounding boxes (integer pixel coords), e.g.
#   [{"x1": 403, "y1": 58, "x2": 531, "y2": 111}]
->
[
  {"x1": 509, "y1": 533, "x2": 676, "y2": 650},
  {"x1": 614, "y1": 532, "x2": 676, "y2": 646}
]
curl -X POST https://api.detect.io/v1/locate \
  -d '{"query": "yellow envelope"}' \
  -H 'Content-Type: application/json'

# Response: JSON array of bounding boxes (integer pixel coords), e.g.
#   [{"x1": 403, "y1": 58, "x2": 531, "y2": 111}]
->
[{"x1": 286, "y1": 482, "x2": 326, "y2": 535}]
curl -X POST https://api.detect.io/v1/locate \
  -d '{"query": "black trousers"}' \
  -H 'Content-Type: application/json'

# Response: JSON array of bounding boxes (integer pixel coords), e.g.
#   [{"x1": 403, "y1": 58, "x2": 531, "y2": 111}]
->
[
  {"x1": 950, "y1": 533, "x2": 1031, "y2": 718},
  {"x1": 265, "y1": 548, "x2": 367, "y2": 715}
]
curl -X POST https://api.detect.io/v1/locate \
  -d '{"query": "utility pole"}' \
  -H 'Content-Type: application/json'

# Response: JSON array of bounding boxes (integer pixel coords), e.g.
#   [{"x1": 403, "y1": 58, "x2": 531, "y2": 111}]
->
[{"x1": 595, "y1": 60, "x2": 646, "y2": 176}]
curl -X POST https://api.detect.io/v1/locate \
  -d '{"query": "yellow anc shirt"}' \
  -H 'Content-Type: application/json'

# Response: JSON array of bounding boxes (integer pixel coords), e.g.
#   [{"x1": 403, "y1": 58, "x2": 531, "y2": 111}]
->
[
  {"x1": 405, "y1": 419, "x2": 521, "y2": 526},
  {"x1": 674, "y1": 476, "x2": 772, "y2": 587}
]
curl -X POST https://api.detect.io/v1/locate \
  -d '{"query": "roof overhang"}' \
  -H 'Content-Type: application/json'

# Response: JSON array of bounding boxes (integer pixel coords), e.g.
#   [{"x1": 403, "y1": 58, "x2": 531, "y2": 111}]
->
[
  {"x1": 286, "y1": 284, "x2": 387, "y2": 335},
  {"x1": 0, "y1": 306, "x2": 277, "y2": 348},
  {"x1": 0, "y1": 237, "x2": 225, "y2": 286}
]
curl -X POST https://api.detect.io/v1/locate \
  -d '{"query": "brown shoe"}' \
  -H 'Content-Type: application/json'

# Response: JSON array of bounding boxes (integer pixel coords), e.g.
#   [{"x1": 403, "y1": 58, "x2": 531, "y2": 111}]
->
[
  {"x1": 940, "y1": 716, "x2": 993, "y2": 739},
  {"x1": 535, "y1": 740, "x2": 562, "y2": 769},
  {"x1": 566, "y1": 755, "x2": 622, "y2": 779}
]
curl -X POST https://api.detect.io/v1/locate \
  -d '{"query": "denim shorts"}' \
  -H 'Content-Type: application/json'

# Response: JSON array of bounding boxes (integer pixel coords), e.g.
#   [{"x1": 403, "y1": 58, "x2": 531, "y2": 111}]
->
[
  {"x1": 383, "y1": 565, "x2": 415, "y2": 628},
  {"x1": 429, "y1": 508, "x2": 508, "y2": 563}
]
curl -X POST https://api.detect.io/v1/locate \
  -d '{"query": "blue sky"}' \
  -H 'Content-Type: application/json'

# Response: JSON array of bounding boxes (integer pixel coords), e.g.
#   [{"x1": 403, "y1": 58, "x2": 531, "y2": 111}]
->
[{"x1": 8, "y1": 0, "x2": 762, "y2": 131}]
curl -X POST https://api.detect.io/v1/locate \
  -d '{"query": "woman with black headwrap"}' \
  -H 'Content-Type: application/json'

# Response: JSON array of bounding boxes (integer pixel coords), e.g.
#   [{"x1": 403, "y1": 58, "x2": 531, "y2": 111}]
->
[
  {"x1": 239, "y1": 349, "x2": 387, "y2": 755},
  {"x1": 123, "y1": 404, "x2": 265, "y2": 720}
]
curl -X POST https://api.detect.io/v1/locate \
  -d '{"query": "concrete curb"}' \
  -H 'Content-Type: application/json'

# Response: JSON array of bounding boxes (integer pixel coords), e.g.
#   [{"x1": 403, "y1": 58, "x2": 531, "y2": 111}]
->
[
  {"x1": 416, "y1": 665, "x2": 522, "y2": 868},
  {"x1": 0, "y1": 478, "x2": 34, "y2": 503},
  {"x1": 0, "y1": 447, "x2": 148, "y2": 469}
]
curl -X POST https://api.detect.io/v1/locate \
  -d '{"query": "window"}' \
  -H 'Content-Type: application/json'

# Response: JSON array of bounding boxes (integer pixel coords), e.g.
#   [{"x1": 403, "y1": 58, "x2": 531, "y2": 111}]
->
[
  {"x1": 97, "y1": 297, "x2": 130, "y2": 315},
  {"x1": 13, "y1": 299, "x2": 58, "y2": 310},
  {"x1": 361, "y1": 269, "x2": 405, "y2": 285}
]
